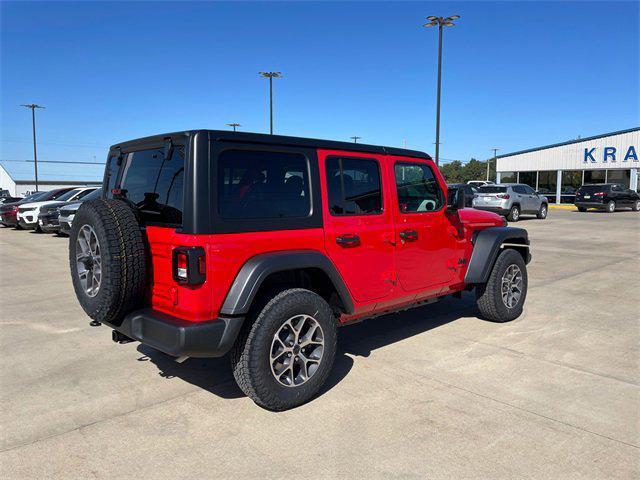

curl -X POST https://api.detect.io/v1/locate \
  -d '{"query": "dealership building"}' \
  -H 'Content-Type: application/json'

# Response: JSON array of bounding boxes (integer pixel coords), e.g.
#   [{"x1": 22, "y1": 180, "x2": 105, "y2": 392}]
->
[{"x1": 496, "y1": 127, "x2": 639, "y2": 204}]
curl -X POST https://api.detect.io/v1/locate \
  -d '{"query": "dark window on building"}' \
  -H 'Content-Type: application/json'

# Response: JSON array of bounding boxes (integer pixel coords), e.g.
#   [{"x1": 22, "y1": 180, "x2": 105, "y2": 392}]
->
[
  {"x1": 326, "y1": 157, "x2": 382, "y2": 215},
  {"x1": 500, "y1": 171, "x2": 517, "y2": 183},
  {"x1": 218, "y1": 150, "x2": 310, "y2": 219},
  {"x1": 584, "y1": 170, "x2": 606, "y2": 185},
  {"x1": 519, "y1": 171, "x2": 537, "y2": 188},
  {"x1": 394, "y1": 163, "x2": 443, "y2": 213},
  {"x1": 561, "y1": 170, "x2": 582, "y2": 203},
  {"x1": 537, "y1": 171, "x2": 557, "y2": 197},
  {"x1": 607, "y1": 169, "x2": 631, "y2": 188},
  {"x1": 116, "y1": 146, "x2": 185, "y2": 225}
]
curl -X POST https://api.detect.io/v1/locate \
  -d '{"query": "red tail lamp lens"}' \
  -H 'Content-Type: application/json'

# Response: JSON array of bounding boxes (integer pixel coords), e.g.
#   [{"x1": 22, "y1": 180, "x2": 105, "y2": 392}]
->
[
  {"x1": 594, "y1": 192, "x2": 605, "y2": 197},
  {"x1": 172, "y1": 247, "x2": 206, "y2": 285}
]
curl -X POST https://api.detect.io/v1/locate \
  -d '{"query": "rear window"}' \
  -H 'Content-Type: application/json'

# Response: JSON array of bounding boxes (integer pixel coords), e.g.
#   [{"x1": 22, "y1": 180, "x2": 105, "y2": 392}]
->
[
  {"x1": 478, "y1": 186, "x2": 507, "y2": 193},
  {"x1": 218, "y1": 150, "x2": 310, "y2": 219},
  {"x1": 116, "y1": 146, "x2": 185, "y2": 225},
  {"x1": 578, "y1": 185, "x2": 609, "y2": 194}
]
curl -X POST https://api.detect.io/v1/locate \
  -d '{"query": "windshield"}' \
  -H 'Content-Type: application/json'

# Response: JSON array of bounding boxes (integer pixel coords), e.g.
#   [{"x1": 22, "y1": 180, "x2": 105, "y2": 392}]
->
[{"x1": 478, "y1": 186, "x2": 507, "y2": 193}]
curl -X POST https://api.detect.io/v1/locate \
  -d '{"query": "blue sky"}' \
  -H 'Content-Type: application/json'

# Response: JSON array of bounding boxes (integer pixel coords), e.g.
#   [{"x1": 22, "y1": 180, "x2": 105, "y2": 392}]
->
[{"x1": 1, "y1": 0, "x2": 638, "y2": 181}]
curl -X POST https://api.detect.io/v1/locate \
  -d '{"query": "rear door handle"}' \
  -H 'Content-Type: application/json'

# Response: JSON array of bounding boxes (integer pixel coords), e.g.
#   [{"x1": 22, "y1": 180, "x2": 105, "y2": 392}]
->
[
  {"x1": 336, "y1": 234, "x2": 361, "y2": 247},
  {"x1": 399, "y1": 229, "x2": 418, "y2": 241}
]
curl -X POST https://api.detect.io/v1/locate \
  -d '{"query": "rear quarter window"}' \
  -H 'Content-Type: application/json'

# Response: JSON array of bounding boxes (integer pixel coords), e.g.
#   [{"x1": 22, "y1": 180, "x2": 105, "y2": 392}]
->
[{"x1": 114, "y1": 146, "x2": 185, "y2": 225}]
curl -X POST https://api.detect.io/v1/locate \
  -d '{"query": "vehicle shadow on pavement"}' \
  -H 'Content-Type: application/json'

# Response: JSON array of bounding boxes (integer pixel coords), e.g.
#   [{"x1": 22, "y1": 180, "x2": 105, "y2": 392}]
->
[
  {"x1": 135, "y1": 293, "x2": 476, "y2": 403},
  {"x1": 337, "y1": 293, "x2": 477, "y2": 358}
]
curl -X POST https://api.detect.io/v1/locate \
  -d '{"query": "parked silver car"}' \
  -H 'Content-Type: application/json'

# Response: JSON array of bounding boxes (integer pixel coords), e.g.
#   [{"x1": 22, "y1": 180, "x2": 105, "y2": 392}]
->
[{"x1": 472, "y1": 183, "x2": 549, "y2": 221}]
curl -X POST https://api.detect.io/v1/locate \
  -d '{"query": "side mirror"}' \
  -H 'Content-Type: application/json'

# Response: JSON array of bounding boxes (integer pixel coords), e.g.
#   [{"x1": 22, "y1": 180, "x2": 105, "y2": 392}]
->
[{"x1": 447, "y1": 186, "x2": 465, "y2": 211}]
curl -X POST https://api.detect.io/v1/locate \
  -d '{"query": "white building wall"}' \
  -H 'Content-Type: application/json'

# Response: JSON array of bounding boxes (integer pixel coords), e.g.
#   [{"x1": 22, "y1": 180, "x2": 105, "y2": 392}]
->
[
  {"x1": 0, "y1": 164, "x2": 17, "y2": 196},
  {"x1": 497, "y1": 129, "x2": 639, "y2": 172}
]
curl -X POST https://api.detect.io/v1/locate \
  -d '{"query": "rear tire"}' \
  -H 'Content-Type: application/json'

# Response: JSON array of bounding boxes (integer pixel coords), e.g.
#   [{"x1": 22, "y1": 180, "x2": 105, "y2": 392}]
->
[
  {"x1": 577, "y1": 206, "x2": 587, "y2": 212},
  {"x1": 476, "y1": 249, "x2": 528, "y2": 323},
  {"x1": 231, "y1": 288, "x2": 337, "y2": 411},
  {"x1": 507, "y1": 205, "x2": 520, "y2": 222},
  {"x1": 606, "y1": 200, "x2": 616, "y2": 213},
  {"x1": 536, "y1": 203, "x2": 548, "y2": 219},
  {"x1": 69, "y1": 199, "x2": 147, "y2": 326}
]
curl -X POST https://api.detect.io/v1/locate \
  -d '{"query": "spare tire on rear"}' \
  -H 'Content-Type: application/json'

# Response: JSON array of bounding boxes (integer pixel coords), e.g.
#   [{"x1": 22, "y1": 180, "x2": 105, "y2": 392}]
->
[{"x1": 69, "y1": 199, "x2": 147, "y2": 326}]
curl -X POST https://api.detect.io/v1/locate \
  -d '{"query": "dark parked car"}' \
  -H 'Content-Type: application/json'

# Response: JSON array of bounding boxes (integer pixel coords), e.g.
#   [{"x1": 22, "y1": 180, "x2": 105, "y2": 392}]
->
[
  {"x1": 57, "y1": 188, "x2": 103, "y2": 235},
  {"x1": 448, "y1": 183, "x2": 477, "y2": 207},
  {"x1": 0, "y1": 195, "x2": 23, "y2": 205},
  {"x1": 0, "y1": 192, "x2": 46, "y2": 227},
  {"x1": 574, "y1": 184, "x2": 640, "y2": 213}
]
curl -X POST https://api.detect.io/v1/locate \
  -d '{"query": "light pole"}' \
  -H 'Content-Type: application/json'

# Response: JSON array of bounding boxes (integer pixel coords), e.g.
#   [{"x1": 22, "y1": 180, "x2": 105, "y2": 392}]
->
[
  {"x1": 489, "y1": 148, "x2": 499, "y2": 181},
  {"x1": 350, "y1": 136, "x2": 361, "y2": 143},
  {"x1": 21, "y1": 104, "x2": 45, "y2": 191},
  {"x1": 226, "y1": 123, "x2": 241, "y2": 132},
  {"x1": 423, "y1": 15, "x2": 460, "y2": 166},
  {"x1": 259, "y1": 71, "x2": 282, "y2": 134}
]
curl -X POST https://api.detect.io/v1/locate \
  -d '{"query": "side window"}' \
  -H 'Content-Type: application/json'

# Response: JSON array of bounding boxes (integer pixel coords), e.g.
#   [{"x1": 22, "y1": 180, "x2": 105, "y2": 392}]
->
[
  {"x1": 117, "y1": 146, "x2": 185, "y2": 225},
  {"x1": 513, "y1": 185, "x2": 527, "y2": 194},
  {"x1": 218, "y1": 149, "x2": 310, "y2": 219},
  {"x1": 325, "y1": 157, "x2": 382, "y2": 215},
  {"x1": 523, "y1": 185, "x2": 536, "y2": 195},
  {"x1": 394, "y1": 163, "x2": 443, "y2": 213}
]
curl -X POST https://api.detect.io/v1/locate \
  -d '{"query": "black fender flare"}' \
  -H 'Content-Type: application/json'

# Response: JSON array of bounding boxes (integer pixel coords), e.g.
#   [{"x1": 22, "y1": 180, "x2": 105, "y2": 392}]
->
[
  {"x1": 464, "y1": 227, "x2": 530, "y2": 284},
  {"x1": 220, "y1": 250, "x2": 355, "y2": 316}
]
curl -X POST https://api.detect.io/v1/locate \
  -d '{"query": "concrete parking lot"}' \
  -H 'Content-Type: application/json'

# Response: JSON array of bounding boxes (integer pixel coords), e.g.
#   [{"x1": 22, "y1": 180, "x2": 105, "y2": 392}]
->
[{"x1": 0, "y1": 209, "x2": 638, "y2": 479}]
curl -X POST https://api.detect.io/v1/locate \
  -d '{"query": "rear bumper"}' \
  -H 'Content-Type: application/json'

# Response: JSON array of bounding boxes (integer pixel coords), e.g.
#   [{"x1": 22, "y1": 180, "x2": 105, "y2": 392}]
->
[
  {"x1": 574, "y1": 202, "x2": 605, "y2": 209},
  {"x1": 472, "y1": 205, "x2": 510, "y2": 216},
  {"x1": 108, "y1": 308, "x2": 245, "y2": 358}
]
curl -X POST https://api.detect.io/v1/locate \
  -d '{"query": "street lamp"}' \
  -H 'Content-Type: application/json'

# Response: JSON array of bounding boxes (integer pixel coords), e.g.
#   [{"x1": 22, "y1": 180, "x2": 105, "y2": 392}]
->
[
  {"x1": 489, "y1": 148, "x2": 499, "y2": 181},
  {"x1": 259, "y1": 71, "x2": 282, "y2": 134},
  {"x1": 423, "y1": 14, "x2": 460, "y2": 166},
  {"x1": 226, "y1": 123, "x2": 241, "y2": 132},
  {"x1": 21, "y1": 104, "x2": 45, "y2": 191},
  {"x1": 350, "y1": 136, "x2": 361, "y2": 143}
]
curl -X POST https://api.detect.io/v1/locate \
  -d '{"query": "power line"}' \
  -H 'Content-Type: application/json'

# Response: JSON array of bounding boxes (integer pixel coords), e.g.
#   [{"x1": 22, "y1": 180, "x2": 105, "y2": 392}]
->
[{"x1": 0, "y1": 159, "x2": 105, "y2": 165}]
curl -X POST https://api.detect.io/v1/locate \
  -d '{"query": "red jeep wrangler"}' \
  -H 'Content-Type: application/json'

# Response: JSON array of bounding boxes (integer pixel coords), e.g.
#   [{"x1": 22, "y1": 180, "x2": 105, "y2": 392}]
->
[{"x1": 70, "y1": 131, "x2": 530, "y2": 410}]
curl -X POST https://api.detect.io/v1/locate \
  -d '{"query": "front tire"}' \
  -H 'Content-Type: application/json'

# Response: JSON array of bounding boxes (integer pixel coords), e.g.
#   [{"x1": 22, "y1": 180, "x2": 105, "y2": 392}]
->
[
  {"x1": 507, "y1": 205, "x2": 520, "y2": 222},
  {"x1": 476, "y1": 249, "x2": 528, "y2": 322},
  {"x1": 632, "y1": 200, "x2": 640, "y2": 212},
  {"x1": 231, "y1": 288, "x2": 337, "y2": 411},
  {"x1": 606, "y1": 200, "x2": 616, "y2": 213},
  {"x1": 577, "y1": 206, "x2": 587, "y2": 212},
  {"x1": 536, "y1": 203, "x2": 548, "y2": 219}
]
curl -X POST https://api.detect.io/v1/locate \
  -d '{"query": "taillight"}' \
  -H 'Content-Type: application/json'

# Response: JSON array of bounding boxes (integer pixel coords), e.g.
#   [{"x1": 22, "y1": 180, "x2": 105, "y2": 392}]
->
[
  {"x1": 497, "y1": 194, "x2": 510, "y2": 199},
  {"x1": 11, "y1": 206, "x2": 19, "y2": 213},
  {"x1": 594, "y1": 192, "x2": 605, "y2": 197},
  {"x1": 172, "y1": 247, "x2": 206, "y2": 285}
]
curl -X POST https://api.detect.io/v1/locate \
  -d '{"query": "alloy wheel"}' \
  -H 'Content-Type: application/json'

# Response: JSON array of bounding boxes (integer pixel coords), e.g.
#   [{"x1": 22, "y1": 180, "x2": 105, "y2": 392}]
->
[
  {"x1": 76, "y1": 224, "x2": 102, "y2": 297},
  {"x1": 501, "y1": 264, "x2": 523, "y2": 309},
  {"x1": 270, "y1": 314, "x2": 325, "y2": 387}
]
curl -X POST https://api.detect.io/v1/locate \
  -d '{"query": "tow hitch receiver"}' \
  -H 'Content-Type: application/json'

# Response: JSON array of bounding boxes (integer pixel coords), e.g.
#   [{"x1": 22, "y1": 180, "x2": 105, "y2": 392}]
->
[{"x1": 112, "y1": 330, "x2": 134, "y2": 344}]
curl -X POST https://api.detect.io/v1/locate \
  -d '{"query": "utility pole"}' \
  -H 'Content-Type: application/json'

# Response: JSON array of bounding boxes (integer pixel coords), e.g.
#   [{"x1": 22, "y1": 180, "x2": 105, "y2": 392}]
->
[
  {"x1": 226, "y1": 123, "x2": 241, "y2": 132},
  {"x1": 259, "y1": 72, "x2": 282, "y2": 134},
  {"x1": 21, "y1": 104, "x2": 45, "y2": 191},
  {"x1": 423, "y1": 15, "x2": 460, "y2": 166},
  {"x1": 489, "y1": 148, "x2": 499, "y2": 182},
  {"x1": 350, "y1": 136, "x2": 361, "y2": 143}
]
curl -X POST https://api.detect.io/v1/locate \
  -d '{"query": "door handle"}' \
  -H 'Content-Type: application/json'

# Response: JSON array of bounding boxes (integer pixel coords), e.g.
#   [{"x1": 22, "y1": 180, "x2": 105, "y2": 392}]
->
[
  {"x1": 336, "y1": 234, "x2": 361, "y2": 247},
  {"x1": 399, "y1": 229, "x2": 418, "y2": 241}
]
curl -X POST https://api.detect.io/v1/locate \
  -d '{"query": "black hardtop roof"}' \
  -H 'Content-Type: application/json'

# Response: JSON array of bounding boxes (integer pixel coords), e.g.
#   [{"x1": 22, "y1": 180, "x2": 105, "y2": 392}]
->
[{"x1": 110, "y1": 130, "x2": 431, "y2": 160}]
